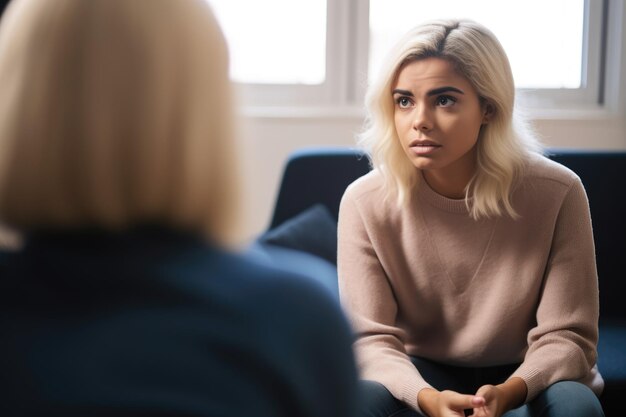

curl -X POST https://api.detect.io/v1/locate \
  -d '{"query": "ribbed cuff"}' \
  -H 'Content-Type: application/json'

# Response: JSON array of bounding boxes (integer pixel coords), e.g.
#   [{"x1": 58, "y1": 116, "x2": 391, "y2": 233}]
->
[
  {"x1": 511, "y1": 367, "x2": 544, "y2": 402},
  {"x1": 400, "y1": 378, "x2": 433, "y2": 414}
]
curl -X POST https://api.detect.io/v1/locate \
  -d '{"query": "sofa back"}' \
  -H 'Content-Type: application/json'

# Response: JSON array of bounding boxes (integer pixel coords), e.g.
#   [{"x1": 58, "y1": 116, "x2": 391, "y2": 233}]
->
[{"x1": 270, "y1": 148, "x2": 370, "y2": 229}]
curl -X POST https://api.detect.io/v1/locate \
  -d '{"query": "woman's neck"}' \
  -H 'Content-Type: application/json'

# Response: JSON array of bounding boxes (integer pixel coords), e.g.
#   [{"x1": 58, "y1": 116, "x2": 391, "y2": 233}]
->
[{"x1": 422, "y1": 168, "x2": 474, "y2": 199}]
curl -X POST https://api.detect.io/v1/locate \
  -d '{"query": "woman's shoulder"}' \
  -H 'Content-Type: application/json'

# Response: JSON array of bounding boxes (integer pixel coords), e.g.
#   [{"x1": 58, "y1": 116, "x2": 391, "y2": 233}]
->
[
  {"x1": 522, "y1": 152, "x2": 581, "y2": 189},
  {"x1": 228, "y1": 253, "x2": 355, "y2": 361},
  {"x1": 192, "y1": 247, "x2": 337, "y2": 304},
  {"x1": 217, "y1": 250, "x2": 345, "y2": 319},
  {"x1": 342, "y1": 169, "x2": 386, "y2": 203}
]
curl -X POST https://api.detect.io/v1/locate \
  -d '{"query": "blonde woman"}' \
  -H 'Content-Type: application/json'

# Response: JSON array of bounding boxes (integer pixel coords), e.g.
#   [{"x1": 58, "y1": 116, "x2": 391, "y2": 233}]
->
[
  {"x1": 0, "y1": 0, "x2": 357, "y2": 415},
  {"x1": 338, "y1": 20, "x2": 604, "y2": 417}
]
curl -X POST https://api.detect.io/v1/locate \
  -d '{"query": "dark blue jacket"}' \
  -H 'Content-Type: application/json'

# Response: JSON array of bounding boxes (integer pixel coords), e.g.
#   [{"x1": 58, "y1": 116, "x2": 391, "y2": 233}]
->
[{"x1": 0, "y1": 228, "x2": 358, "y2": 417}]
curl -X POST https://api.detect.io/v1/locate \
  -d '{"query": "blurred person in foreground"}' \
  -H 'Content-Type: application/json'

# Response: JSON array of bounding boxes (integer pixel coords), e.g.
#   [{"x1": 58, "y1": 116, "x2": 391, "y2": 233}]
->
[
  {"x1": 0, "y1": 0, "x2": 358, "y2": 416},
  {"x1": 0, "y1": 0, "x2": 15, "y2": 250}
]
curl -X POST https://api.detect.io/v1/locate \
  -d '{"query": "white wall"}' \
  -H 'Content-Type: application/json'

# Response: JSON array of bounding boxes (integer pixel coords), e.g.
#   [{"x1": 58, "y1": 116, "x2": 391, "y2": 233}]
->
[{"x1": 235, "y1": 111, "x2": 362, "y2": 243}]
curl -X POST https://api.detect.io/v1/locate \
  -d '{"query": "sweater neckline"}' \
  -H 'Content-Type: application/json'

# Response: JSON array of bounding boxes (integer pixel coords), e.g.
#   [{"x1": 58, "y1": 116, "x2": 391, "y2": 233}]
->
[{"x1": 417, "y1": 175, "x2": 472, "y2": 214}]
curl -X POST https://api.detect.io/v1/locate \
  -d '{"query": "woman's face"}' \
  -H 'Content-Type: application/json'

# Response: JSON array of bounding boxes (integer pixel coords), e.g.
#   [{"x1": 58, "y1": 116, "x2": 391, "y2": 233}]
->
[{"x1": 392, "y1": 57, "x2": 489, "y2": 196}]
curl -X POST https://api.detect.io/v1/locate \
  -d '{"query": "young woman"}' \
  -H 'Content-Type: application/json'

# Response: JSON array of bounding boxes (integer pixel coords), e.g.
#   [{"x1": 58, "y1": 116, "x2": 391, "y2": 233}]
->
[
  {"x1": 338, "y1": 19, "x2": 604, "y2": 417},
  {"x1": 0, "y1": 0, "x2": 358, "y2": 415}
]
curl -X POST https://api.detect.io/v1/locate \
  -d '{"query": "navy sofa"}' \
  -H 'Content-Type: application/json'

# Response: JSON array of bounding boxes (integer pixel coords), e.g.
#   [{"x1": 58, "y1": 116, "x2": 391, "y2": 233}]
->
[{"x1": 253, "y1": 147, "x2": 626, "y2": 416}]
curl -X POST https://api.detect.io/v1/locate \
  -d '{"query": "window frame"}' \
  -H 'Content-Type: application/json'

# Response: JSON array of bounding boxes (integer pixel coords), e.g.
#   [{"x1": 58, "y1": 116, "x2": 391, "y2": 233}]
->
[
  {"x1": 232, "y1": 0, "x2": 351, "y2": 108},
  {"x1": 515, "y1": 0, "x2": 605, "y2": 112},
  {"x1": 233, "y1": 0, "x2": 619, "y2": 116}
]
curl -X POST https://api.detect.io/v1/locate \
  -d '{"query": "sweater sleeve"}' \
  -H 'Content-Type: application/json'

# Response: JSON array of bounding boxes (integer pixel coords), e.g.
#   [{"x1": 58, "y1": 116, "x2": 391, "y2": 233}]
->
[
  {"x1": 511, "y1": 177, "x2": 600, "y2": 401},
  {"x1": 337, "y1": 188, "x2": 432, "y2": 413}
]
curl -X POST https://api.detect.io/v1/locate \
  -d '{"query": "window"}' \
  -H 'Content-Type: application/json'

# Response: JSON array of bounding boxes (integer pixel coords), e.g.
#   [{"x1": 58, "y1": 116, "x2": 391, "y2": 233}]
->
[
  {"x1": 207, "y1": 0, "x2": 612, "y2": 112},
  {"x1": 369, "y1": 0, "x2": 585, "y2": 89},
  {"x1": 209, "y1": 0, "x2": 343, "y2": 107},
  {"x1": 210, "y1": 0, "x2": 327, "y2": 85}
]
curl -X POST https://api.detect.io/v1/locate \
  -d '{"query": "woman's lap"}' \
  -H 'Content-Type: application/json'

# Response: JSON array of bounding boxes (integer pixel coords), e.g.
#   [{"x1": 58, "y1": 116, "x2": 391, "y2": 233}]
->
[
  {"x1": 358, "y1": 380, "x2": 420, "y2": 417},
  {"x1": 359, "y1": 358, "x2": 604, "y2": 417},
  {"x1": 504, "y1": 381, "x2": 604, "y2": 417}
]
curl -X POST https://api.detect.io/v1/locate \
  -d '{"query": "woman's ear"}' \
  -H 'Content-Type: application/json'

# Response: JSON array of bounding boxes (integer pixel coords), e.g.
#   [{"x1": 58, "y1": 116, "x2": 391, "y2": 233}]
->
[{"x1": 482, "y1": 102, "x2": 495, "y2": 125}]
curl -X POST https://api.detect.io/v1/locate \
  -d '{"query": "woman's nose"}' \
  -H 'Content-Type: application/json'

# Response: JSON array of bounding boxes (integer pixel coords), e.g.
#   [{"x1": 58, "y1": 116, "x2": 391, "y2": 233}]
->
[{"x1": 412, "y1": 106, "x2": 433, "y2": 132}]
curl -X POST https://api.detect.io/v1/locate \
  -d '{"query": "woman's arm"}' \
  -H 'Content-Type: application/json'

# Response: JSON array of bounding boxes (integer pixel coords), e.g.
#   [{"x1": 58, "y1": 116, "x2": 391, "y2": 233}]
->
[
  {"x1": 338, "y1": 187, "x2": 431, "y2": 413},
  {"x1": 511, "y1": 177, "x2": 600, "y2": 400}
]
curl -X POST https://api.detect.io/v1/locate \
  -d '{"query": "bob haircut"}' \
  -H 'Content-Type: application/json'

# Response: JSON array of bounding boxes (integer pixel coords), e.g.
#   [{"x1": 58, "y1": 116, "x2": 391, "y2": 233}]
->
[
  {"x1": 0, "y1": 0, "x2": 239, "y2": 243},
  {"x1": 359, "y1": 19, "x2": 542, "y2": 219}
]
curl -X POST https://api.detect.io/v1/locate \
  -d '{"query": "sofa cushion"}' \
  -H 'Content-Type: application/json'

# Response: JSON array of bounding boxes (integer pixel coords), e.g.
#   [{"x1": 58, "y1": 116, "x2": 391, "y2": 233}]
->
[
  {"x1": 597, "y1": 321, "x2": 626, "y2": 415},
  {"x1": 247, "y1": 242, "x2": 338, "y2": 297},
  {"x1": 259, "y1": 204, "x2": 338, "y2": 264},
  {"x1": 598, "y1": 322, "x2": 626, "y2": 383}
]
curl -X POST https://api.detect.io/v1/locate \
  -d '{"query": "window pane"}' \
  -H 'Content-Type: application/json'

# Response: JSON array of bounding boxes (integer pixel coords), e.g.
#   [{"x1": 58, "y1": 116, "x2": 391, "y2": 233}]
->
[
  {"x1": 208, "y1": 0, "x2": 327, "y2": 85},
  {"x1": 369, "y1": 0, "x2": 585, "y2": 89}
]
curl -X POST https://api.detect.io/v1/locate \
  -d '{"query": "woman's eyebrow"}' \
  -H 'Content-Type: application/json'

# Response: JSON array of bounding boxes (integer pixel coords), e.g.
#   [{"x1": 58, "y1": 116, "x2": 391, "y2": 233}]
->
[
  {"x1": 392, "y1": 86, "x2": 465, "y2": 96},
  {"x1": 392, "y1": 89, "x2": 413, "y2": 96},
  {"x1": 427, "y1": 86, "x2": 464, "y2": 96}
]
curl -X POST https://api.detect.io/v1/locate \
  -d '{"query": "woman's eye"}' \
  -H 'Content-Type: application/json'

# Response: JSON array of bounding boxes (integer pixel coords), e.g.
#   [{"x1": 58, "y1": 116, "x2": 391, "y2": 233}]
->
[
  {"x1": 436, "y1": 95, "x2": 456, "y2": 107},
  {"x1": 396, "y1": 97, "x2": 412, "y2": 108}
]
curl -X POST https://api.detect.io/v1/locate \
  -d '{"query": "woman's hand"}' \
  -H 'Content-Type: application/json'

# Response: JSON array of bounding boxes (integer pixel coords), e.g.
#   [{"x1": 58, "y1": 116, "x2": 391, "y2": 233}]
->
[
  {"x1": 471, "y1": 385, "x2": 505, "y2": 417},
  {"x1": 418, "y1": 388, "x2": 485, "y2": 417},
  {"x1": 472, "y1": 378, "x2": 527, "y2": 417}
]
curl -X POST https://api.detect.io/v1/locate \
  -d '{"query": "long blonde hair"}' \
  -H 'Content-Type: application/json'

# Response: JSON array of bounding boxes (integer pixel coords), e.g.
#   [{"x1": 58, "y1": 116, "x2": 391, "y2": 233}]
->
[
  {"x1": 359, "y1": 19, "x2": 541, "y2": 219},
  {"x1": 0, "y1": 0, "x2": 239, "y2": 243}
]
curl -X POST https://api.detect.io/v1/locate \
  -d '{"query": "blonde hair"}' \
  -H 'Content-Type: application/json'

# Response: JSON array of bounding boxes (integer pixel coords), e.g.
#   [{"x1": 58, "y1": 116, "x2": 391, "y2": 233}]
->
[
  {"x1": 0, "y1": 0, "x2": 239, "y2": 244},
  {"x1": 359, "y1": 19, "x2": 542, "y2": 219}
]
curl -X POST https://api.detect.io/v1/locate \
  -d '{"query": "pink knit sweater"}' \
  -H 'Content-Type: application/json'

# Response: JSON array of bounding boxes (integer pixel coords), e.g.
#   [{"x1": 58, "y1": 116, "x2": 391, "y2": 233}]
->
[{"x1": 338, "y1": 154, "x2": 603, "y2": 413}]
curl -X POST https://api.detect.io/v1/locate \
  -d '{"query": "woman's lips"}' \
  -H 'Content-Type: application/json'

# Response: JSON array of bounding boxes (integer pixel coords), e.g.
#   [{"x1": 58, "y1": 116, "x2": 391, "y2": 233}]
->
[{"x1": 410, "y1": 140, "x2": 441, "y2": 155}]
